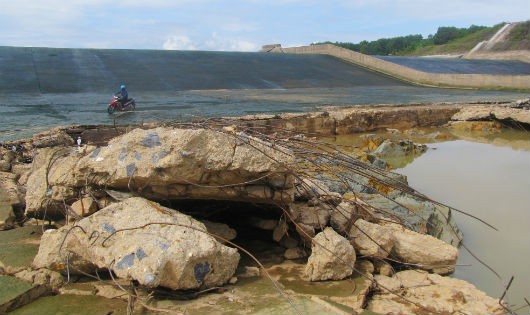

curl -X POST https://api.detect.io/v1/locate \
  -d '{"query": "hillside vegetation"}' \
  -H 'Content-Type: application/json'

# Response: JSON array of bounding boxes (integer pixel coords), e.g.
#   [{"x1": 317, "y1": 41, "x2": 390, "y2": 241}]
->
[{"x1": 316, "y1": 22, "x2": 530, "y2": 56}]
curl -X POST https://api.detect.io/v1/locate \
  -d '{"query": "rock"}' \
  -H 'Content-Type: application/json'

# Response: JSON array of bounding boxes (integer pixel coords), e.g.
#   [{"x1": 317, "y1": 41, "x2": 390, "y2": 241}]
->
[
  {"x1": 30, "y1": 128, "x2": 75, "y2": 148},
  {"x1": 452, "y1": 105, "x2": 530, "y2": 125},
  {"x1": 404, "y1": 129, "x2": 425, "y2": 136},
  {"x1": 0, "y1": 160, "x2": 10, "y2": 172},
  {"x1": 359, "y1": 134, "x2": 385, "y2": 151},
  {"x1": 272, "y1": 220, "x2": 288, "y2": 242},
  {"x1": 304, "y1": 227, "x2": 356, "y2": 281},
  {"x1": 14, "y1": 268, "x2": 64, "y2": 291},
  {"x1": 247, "y1": 217, "x2": 277, "y2": 230},
  {"x1": 70, "y1": 197, "x2": 98, "y2": 218},
  {"x1": 355, "y1": 259, "x2": 374, "y2": 274},
  {"x1": 1, "y1": 172, "x2": 24, "y2": 228},
  {"x1": 389, "y1": 224, "x2": 458, "y2": 275},
  {"x1": 330, "y1": 202, "x2": 359, "y2": 234},
  {"x1": 374, "y1": 260, "x2": 394, "y2": 277},
  {"x1": 96, "y1": 196, "x2": 115, "y2": 209},
  {"x1": 295, "y1": 223, "x2": 315, "y2": 246},
  {"x1": 372, "y1": 274, "x2": 401, "y2": 293},
  {"x1": 349, "y1": 219, "x2": 395, "y2": 258},
  {"x1": 24, "y1": 147, "x2": 81, "y2": 218},
  {"x1": 239, "y1": 266, "x2": 260, "y2": 278},
  {"x1": 11, "y1": 163, "x2": 32, "y2": 186},
  {"x1": 363, "y1": 153, "x2": 389, "y2": 169},
  {"x1": 511, "y1": 98, "x2": 530, "y2": 109},
  {"x1": 0, "y1": 172, "x2": 23, "y2": 209},
  {"x1": 280, "y1": 236, "x2": 298, "y2": 249},
  {"x1": 35, "y1": 197, "x2": 240, "y2": 290},
  {"x1": 25, "y1": 127, "x2": 295, "y2": 218},
  {"x1": 367, "y1": 270, "x2": 506, "y2": 315},
  {"x1": 373, "y1": 139, "x2": 427, "y2": 158},
  {"x1": 289, "y1": 202, "x2": 331, "y2": 229},
  {"x1": 386, "y1": 128, "x2": 401, "y2": 135},
  {"x1": 32, "y1": 228, "x2": 96, "y2": 274},
  {"x1": 201, "y1": 220, "x2": 237, "y2": 243},
  {"x1": 284, "y1": 247, "x2": 307, "y2": 260},
  {"x1": 93, "y1": 282, "x2": 127, "y2": 300},
  {"x1": 295, "y1": 178, "x2": 338, "y2": 203}
]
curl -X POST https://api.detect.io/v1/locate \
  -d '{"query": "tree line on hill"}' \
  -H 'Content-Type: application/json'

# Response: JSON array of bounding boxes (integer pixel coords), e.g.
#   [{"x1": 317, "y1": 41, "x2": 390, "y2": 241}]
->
[{"x1": 314, "y1": 23, "x2": 506, "y2": 56}]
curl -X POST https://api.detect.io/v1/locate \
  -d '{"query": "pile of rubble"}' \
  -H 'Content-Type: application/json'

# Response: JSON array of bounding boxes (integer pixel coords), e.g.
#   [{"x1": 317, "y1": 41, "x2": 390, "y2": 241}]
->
[{"x1": 0, "y1": 123, "x2": 507, "y2": 314}]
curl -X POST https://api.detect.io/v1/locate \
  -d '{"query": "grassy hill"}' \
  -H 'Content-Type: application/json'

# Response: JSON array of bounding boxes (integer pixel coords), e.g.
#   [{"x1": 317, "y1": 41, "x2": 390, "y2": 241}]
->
[{"x1": 316, "y1": 21, "x2": 529, "y2": 56}]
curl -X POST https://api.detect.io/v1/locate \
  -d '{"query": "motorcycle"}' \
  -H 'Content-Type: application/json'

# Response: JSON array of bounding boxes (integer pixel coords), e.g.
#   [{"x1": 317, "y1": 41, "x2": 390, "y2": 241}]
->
[{"x1": 107, "y1": 96, "x2": 136, "y2": 114}]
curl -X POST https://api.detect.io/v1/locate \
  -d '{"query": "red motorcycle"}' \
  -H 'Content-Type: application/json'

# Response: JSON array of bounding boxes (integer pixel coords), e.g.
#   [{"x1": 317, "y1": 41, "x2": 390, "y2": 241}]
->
[{"x1": 107, "y1": 96, "x2": 136, "y2": 114}]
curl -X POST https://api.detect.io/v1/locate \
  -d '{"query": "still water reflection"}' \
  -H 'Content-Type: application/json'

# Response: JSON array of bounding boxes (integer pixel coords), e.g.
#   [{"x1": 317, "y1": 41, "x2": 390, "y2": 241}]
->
[{"x1": 397, "y1": 136, "x2": 530, "y2": 312}]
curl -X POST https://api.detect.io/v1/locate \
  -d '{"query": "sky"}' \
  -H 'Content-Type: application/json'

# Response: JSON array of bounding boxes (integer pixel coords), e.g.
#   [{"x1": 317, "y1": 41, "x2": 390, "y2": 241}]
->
[{"x1": 0, "y1": 0, "x2": 528, "y2": 51}]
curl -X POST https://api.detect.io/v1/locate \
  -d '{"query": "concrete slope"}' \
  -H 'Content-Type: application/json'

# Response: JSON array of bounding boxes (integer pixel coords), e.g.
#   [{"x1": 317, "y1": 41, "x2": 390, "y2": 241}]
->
[{"x1": 0, "y1": 46, "x2": 409, "y2": 94}]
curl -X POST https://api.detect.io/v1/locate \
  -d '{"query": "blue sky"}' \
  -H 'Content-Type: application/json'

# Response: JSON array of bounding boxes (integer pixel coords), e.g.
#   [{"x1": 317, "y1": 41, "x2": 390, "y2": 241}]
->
[{"x1": 0, "y1": 0, "x2": 528, "y2": 51}]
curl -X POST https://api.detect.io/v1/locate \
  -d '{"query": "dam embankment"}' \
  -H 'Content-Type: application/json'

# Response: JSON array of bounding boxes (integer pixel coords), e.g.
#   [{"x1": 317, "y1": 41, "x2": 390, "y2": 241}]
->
[{"x1": 270, "y1": 44, "x2": 530, "y2": 91}]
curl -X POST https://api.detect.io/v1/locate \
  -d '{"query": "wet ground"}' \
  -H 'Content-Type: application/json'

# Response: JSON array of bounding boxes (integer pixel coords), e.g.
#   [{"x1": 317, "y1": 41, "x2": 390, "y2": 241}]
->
[
  {"x1": 1, "y1": 87, "x2": 528, "y2": 142},
  {"x1": 1, "y1": 46, "x2": 529, "y2": 142}
]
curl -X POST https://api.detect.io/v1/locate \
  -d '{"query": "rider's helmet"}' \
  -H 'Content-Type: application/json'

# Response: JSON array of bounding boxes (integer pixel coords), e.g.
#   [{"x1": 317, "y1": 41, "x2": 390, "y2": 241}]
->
[{"x1": 120, "y1": 84, "x2": 126, "y2": 90}]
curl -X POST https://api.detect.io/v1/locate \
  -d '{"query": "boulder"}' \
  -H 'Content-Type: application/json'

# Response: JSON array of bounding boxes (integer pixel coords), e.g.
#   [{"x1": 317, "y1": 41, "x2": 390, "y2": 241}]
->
[
  {"x1": 330, "y1": 201, "x2": 359, "y2": 234},
  {"x1": 1, "y1": 172, "x2": 24, "y2": 228},
  {"x1": 373, "y1": 139, "x2": 427, "y2": 158},
  {"x1": 372, "y1": 274, "x2": 401, "y2": 293},
  {"x1": 295, "y1": 222, "x2": 315, "y2": 246},
  {"x1": 355, "y1": 259, "x2": 374, "y2": 274},
  {"x1": 34, "y1": 197, "x2": 240, "y2": 290},
  {"x1": 25, "y1": 127, "x2": 296, "y2": 218},
  {"x1": 294, "y1": 178, "x2": 340, "y2": 204},
  {"x1": 201, "y1": 220, "x2": 237, "y2": 243},
  {"x1": 32, "y1": 228, "x2": 96, "y2": 274},
  {"x1": 367, "y1": 270, "x2": 506, "y2": 315},
  {"x1": 348, "y1": 219, "x2": 395, "y2": 258},
  {"x1": 71, "y1": 197, "x2": 98, "y2": 218},
  {"x1": 284, "y1": 247, "x2": 307, "y2": 260},
  {"x1": 388, "y1": 224, "x2": 458, "y2": 274},
  {"x1": 24, "y1": 147, "x2": 81, "y2": 218},
  {"x1": 289, "y1": 202, "x2": 331, "y2": 229},
  {"x1": 14, "y1": 268, "x2": 64, "y2": 291},
  {"x1": 374, "y1": 260, "x2": 394, "y2": 277},
  {"x1": 11, "y1": 163, "x2": 32, "y2": 186},
  {"x1": 304, "y1": 227, "x2": 356, "y2": 281}
]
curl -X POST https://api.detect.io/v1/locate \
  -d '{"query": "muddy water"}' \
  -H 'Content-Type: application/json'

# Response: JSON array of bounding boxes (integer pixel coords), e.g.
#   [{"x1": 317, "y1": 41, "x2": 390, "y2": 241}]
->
[{"x1": 397, "y1": 132, "x2": 530, "y2": 312}]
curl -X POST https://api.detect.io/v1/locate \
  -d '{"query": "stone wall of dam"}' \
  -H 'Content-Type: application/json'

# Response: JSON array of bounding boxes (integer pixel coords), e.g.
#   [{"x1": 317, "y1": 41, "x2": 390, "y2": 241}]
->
[{"x1": 272, "y1": 44, "x2": 530, "y2": 91}]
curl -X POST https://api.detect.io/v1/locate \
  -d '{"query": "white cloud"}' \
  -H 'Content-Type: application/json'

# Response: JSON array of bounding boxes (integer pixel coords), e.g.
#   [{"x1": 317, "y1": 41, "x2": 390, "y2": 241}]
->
[
  {"x1": 205, "y1": 32, "x2": 258, "y2": 51},
  {"x1": 162, "y1": 32, "x2": 258, "y2": 51},
  {"x1": 163, "y1": 35, "x2": 197, "y2": 50}
]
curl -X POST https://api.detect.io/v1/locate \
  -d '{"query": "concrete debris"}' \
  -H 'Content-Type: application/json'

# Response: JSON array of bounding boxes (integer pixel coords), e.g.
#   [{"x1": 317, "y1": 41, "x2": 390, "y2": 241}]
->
[
  {"x1": 304, "y1": 227, "x2": 356, "y2": 281},
  {"x1": 348, "y1": 219, "x2": 395, "y2": 258},
  {"x1": 388, "y1": 223, "x2": 458, "y2": 275},
  {"x1": 24, "y1": 127, "x2": 295, "y2": 218},
  {"x1": 34, "y1": 197, "x2": 240, "y2": 290},
  {"x1": 368, "y1": 270, "x2": 506, "y2": 314}
]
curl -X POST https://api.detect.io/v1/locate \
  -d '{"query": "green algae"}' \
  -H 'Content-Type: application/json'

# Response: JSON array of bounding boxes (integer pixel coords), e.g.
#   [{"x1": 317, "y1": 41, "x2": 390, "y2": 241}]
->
[
  {"x1": 10, "y1": 294, "x2": 128, "y2": 315},
  {"x1": 0, "y1": 225, "x2": 43, "y2": 269}
]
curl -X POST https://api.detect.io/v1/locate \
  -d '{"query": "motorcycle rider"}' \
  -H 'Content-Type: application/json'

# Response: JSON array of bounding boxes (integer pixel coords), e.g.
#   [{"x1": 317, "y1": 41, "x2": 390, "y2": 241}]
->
[{"x1": 114, "y1": 84, "x2": 129, "y2": 109}]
